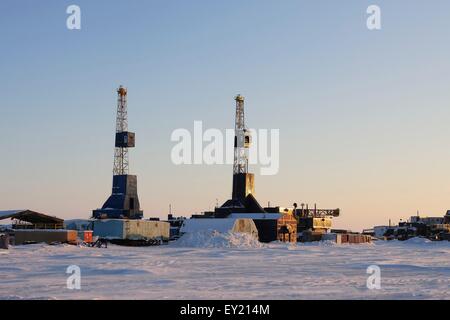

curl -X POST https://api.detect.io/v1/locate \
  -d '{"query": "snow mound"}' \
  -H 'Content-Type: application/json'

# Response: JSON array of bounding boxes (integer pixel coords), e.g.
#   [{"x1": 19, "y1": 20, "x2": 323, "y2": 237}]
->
[
  {"x1": 173, "y1": 231, "x2": 263, "y2": 248},
  {"x1": 402, "y1": 237, "x2": 435, "y2": 245},
  {"x1": 384, "y1": 237, "x2": 449, "y2": 248}
]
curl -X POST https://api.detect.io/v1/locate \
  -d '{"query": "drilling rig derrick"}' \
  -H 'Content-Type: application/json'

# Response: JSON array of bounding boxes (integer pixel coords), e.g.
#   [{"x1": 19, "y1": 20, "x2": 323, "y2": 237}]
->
[{"x1": 93, "y1": 86, "x2": 143, "y2": 220}]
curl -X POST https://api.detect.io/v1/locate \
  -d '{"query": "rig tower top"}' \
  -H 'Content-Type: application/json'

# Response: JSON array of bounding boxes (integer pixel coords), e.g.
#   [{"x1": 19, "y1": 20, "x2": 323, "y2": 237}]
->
[
  {"x1": 113, "y1": 85, "x2": 135, "y2": 175},
  {"x1": 233, "y1": 94, "x2": 251, "y2": 175}
]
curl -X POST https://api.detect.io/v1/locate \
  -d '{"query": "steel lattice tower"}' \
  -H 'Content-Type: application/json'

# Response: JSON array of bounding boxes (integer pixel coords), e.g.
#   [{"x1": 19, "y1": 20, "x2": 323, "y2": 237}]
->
[
  {"x1": 113, "y1": 86, "x2": 129, "y2": 175},
  {"x1": 233, "y1": 94, "x2": 250, "y2": 175},
  {"x1": 231, "y1": 94, "x2": 254, "y2": 202}
]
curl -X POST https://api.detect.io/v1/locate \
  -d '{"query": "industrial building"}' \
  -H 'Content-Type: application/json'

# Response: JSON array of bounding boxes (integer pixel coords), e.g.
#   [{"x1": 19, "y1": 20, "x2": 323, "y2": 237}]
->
[
  {"x1": 0, "y1": 90, "x2": 381, "y2": 247},
  {"x1": 365, "y1": 212, "x2": 450, "y2": 241},
  {"x1": 0, "y1": 210, "x2": 77, "y2": 245},
  {"x1": 186, "y1": 95, "x2": 344, "y2": 244},
  {"x1": 0, "y1": 210, "x2": 64, "y2": 230}
]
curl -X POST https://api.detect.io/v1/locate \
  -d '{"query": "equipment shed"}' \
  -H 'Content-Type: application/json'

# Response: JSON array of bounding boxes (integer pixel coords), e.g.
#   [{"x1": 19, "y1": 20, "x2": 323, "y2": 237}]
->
[{"x1": 0, "y1": 210, "x2": 64, "y2": 230}]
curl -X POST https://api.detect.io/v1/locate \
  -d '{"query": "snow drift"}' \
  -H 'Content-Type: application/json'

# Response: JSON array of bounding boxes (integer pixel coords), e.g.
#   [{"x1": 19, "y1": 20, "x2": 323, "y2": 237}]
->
[
  {"x1": 173, "y1": 230, "x2": 263, "y2": 248},
  {"x1": 1, "y1": 239, "x2": 450, "y2": 299},
  {"x1": 175, "y1": 218, "x2": 260, "y2": 248}
]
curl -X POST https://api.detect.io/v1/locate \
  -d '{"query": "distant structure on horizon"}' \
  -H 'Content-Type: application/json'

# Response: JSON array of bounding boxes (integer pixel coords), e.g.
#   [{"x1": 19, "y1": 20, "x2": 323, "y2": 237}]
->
[{"x1": 93, "y1": 86, "x2": 143, "y2": 220}]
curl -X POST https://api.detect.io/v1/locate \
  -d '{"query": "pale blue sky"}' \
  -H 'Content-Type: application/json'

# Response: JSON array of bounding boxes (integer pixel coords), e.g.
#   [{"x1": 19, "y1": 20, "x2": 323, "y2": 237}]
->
[{"x1": 1, "y1": 1, "x2": 450, "y2": 231}]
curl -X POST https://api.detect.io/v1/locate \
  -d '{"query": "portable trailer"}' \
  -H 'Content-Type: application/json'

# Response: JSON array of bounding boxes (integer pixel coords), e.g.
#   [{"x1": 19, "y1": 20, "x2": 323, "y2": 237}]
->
[
  {"x1": 12, "y1": 229, "x2": 77, "y2": 245},
  {"x1": 93, "y1": 219, "x2": 170, "y2": 245}
]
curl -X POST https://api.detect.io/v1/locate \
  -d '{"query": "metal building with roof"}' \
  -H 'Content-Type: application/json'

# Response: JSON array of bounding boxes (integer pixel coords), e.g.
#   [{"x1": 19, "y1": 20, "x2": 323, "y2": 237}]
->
[{"x1": 0, "y1": 210, "x2": 64, "y2": 230}]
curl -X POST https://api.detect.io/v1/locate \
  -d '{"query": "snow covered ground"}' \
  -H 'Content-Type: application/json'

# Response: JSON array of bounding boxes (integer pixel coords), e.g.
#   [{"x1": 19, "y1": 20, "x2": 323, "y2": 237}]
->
[{"x1": 1, "y1": 237, "x2": 449, "y2": 300}]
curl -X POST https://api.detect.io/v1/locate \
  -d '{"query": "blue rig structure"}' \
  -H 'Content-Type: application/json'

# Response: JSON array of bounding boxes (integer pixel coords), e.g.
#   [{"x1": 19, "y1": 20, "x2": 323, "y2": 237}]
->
[{"x1": 93, "y1": 86, "x2": 143, "y2": 220}]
